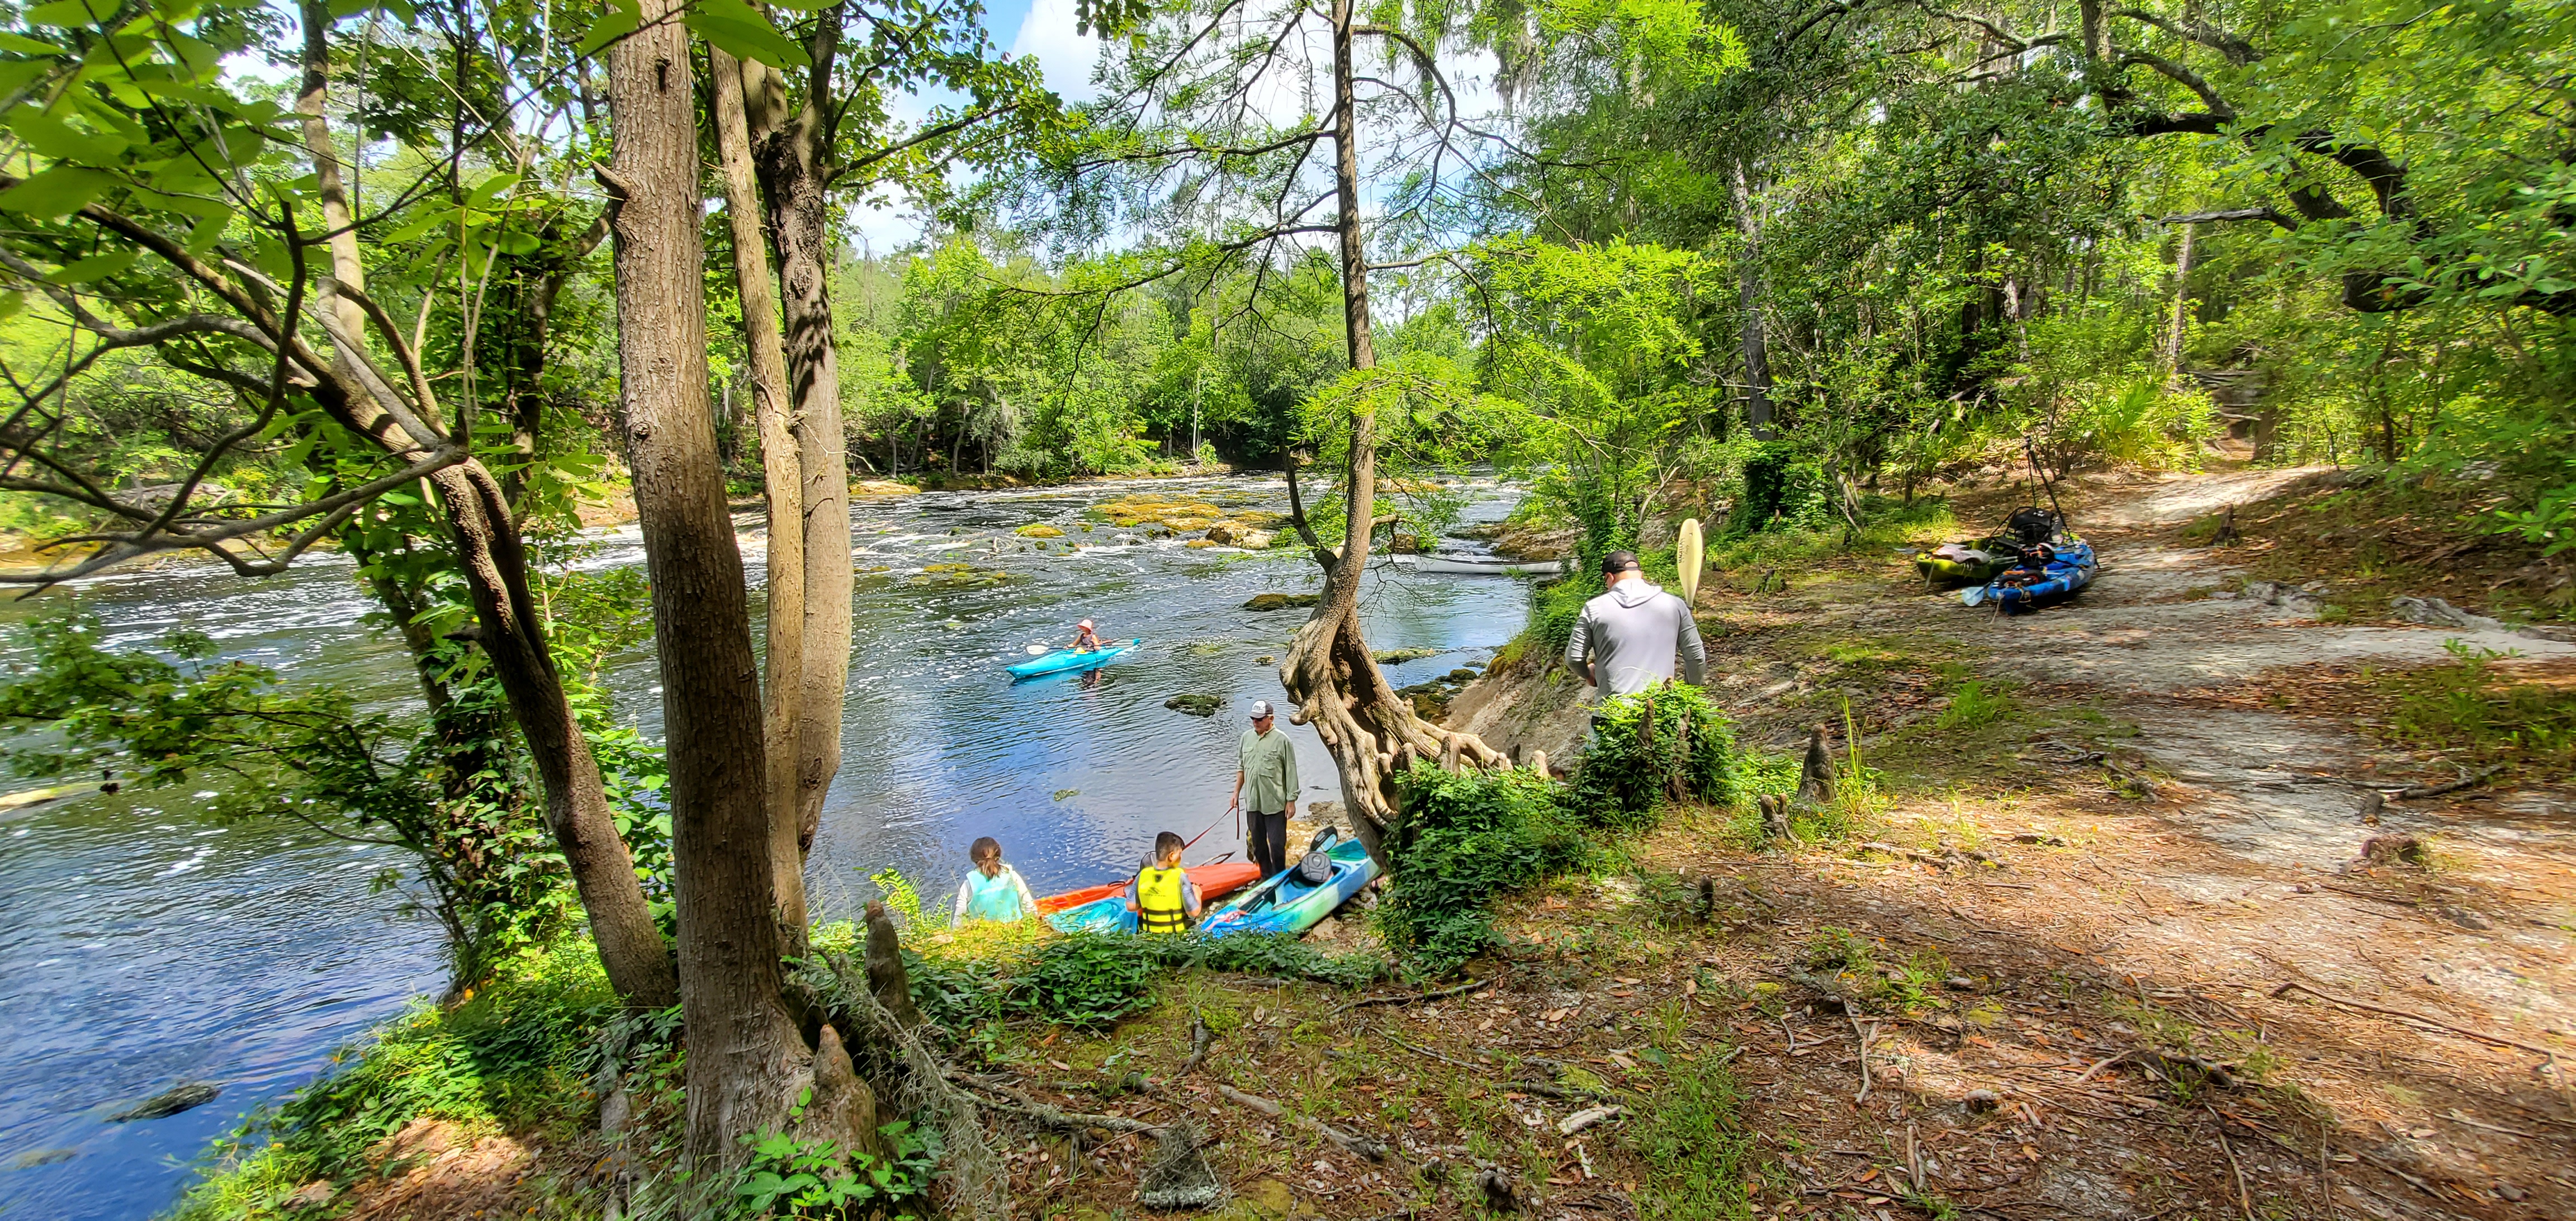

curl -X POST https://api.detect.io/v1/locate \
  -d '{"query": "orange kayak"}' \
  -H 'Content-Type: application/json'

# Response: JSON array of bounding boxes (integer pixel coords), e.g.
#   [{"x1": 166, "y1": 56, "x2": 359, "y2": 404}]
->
[{"x1": 1036, "y1": 861, "x2": 1262, "y2": 914}]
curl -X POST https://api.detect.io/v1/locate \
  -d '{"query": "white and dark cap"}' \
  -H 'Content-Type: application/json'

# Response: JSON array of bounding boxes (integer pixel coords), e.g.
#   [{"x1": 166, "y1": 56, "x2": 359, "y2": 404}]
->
[
  {"x1": 1602, "y1": 550, "x2": 1642, "y2": 574},
  {"x1": 1249, "y1": 700, "x2": 1276, "y2": 719}
]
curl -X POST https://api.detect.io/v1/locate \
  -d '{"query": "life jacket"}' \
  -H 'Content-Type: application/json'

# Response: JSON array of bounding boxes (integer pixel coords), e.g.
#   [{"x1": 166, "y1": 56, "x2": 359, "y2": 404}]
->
[
  {"x1": 963, "y1": 866, "x2": 1024, "y2": 923},
  {"x1": 1135, "y1": 864, "x2": 1188, "y2": 934}
]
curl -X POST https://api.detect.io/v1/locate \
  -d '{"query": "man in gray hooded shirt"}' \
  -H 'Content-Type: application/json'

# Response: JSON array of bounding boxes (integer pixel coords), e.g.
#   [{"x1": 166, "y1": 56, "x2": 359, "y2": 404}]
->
[{"x1": 1566, "y1": 551, "x2": 1706, "y2": 694}]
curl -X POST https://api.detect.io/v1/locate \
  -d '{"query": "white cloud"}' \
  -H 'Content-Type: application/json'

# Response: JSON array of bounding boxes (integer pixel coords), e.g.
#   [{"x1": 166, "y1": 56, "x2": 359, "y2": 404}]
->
[{"x1": 1009, "y1": 0, "x2": 1103, "y2": 104}]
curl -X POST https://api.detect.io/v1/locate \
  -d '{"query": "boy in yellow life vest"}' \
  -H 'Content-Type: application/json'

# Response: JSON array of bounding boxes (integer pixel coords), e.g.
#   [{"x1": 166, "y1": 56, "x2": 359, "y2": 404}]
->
[{"x1": 1124, "y1": 831, "x2": 1202, "y2": 934}]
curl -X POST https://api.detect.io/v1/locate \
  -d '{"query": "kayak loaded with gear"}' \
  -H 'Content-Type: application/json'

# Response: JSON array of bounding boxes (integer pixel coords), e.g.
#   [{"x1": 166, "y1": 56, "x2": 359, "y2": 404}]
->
[
  {"x1": 1041, "y1": 827, "x2": 1376, "y2": 938},
  {"x1": 1939, "y1": 438, "x2": 2102, "y2": 614}
]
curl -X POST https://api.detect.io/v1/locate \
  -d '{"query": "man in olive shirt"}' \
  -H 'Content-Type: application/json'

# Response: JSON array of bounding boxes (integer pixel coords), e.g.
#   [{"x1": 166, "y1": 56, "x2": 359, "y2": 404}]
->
[{"x1": 1229, "y1": 700, "x2": 1299, "y2": 879}]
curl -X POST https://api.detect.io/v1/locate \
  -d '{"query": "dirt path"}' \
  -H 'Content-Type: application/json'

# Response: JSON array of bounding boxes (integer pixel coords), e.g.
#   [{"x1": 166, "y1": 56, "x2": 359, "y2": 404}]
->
[{"x1": 1638, "y1": 465, "x2": 2576, "y2": 1220}]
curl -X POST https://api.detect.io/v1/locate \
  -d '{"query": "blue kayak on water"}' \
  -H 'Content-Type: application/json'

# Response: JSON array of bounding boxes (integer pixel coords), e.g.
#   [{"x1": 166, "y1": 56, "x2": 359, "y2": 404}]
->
[
  {"x1": 1006, "y1": 639, "x2": 1139, "y2": 680},
  {"x1": 1198, "y1": 829, "x2": 1377, "y2": 939},
  {"x1": 1963, "y1": 539, "x2": 2097, "y2": 614}
]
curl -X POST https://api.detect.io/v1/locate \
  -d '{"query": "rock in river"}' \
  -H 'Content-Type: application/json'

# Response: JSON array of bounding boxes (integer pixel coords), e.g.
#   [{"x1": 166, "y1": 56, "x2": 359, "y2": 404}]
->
[
  {"x1": 1243, "y1": 593, "x2": 1319, "y2": 612},
  {"x1": 1166, "y1": 694, "x2": 1223, "y2": 717},
  {"x1": 109, "y1": 1080, "x2": 220, "y2": 1121},
  {"x1": 1015, "y1": 523, "x2": 1064, "y2": 538},
  {"x1": 7, "y1": 1147, "x2": 77, "y2": 1169}
]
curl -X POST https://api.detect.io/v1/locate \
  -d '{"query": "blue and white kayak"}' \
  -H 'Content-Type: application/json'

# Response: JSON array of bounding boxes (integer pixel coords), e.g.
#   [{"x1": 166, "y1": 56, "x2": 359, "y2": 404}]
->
[
  {"x1": 1199, "y1": 829, "x2": 1377, "y2": 939},
  {"x1": 1963, "y1": 541, "x2": 2096, "y2": 614},
  {"x1": 1007, "y1": 639, "x2": 1139, "y2": 679}
]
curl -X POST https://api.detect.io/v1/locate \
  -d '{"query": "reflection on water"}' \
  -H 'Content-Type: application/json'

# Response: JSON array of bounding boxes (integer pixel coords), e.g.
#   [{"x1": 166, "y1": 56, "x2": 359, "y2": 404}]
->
[{"x1": 0, "y1": 475, "x2": 1536, "y2": 1218}]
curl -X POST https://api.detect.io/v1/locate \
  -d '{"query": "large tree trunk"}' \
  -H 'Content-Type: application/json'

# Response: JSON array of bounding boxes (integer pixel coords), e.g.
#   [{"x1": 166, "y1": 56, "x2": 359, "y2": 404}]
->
[
  {"x1": 1280, "y1": 0, "x2": 1507, "y2": 855},
  {"x1": 604, "y1": 0, "x2": 804, "y2": 1160},
  {"x1": 298, "y1": 0, "x2": 675, "y2": 1009},
  {"x1": 711, "y1": 46, "x2": 812, "y2": 948},
  {"x1": 747, "y1": 27, "x2": 854, "y2": 860}
]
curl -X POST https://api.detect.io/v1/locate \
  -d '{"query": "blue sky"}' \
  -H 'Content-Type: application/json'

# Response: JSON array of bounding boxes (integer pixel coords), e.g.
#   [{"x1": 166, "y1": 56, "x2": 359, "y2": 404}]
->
[{"x1": 842, "y1": 0, "x2": 1099, "y2": 249}]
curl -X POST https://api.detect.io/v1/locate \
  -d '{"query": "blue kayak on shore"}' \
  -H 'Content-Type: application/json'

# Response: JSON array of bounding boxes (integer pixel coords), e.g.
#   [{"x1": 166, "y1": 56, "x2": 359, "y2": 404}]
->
[
  {"x1": 1963, "y1": 540, "x2": 2096, "y2": 614},
  {"x1": 1007, "y1": 639, "x2": 1139, "y2": 679},
  {"x1": 1198, "y1": 829, "x2": 1376, "y2": 939}
]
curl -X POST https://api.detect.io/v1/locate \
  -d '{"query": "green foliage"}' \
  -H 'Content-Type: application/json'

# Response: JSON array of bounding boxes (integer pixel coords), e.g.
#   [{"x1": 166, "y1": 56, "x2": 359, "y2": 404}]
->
[
  {"x1": 170, "y1": 939, "x2": 627, "y2": 1220},
  {"x1": 1526, "y1": 575, "x2": 1597, "y2": 661},
  {"x1": 1001, "y1": 931, "x2": 1388, "y2": 1030},
  {"x1": 731, "y1": 1122, "x2": 940, "y2": 1221},
  {"x1": 1007, "y1": 932, "x2": 1164, "y2": 1029},
  {"x1": 1381, "y1": 762, "x2": 1592, "y2": 974},
  {"x1": 1628, "y1": 1048, "x2": 1753, "y2": 1221},
  {"x1": 2375, "y1": 641, "x2": 2576, "y2": 768},
  {"x1": 869, "y1": 868, "x2": 929, "y2": 928},
  {"x1": 1569, "y1": 685, "x2": 1742, "y2": 827}
]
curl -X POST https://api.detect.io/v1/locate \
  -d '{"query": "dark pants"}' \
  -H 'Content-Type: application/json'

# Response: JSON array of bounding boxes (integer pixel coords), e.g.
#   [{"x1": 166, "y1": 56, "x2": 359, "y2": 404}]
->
[{"x1": 1248, "y1": 810, "x2": 1289, "y2": 878}]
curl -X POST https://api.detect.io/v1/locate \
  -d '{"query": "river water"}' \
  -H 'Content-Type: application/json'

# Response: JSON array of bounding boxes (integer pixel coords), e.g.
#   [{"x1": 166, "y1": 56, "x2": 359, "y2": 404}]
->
[{"x1": 0, "y1": 475, "x2": 1535, "y2": 1219}]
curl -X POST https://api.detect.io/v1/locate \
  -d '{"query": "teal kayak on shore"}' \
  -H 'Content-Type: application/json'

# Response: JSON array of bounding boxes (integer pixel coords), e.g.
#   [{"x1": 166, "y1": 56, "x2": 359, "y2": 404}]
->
[
  {"x1": 1007, "y1": 639, "x2": 1139, "y2": 679},
  {"x1": 1198, "y1": 829, "x2": 1376, "y2": 939}
]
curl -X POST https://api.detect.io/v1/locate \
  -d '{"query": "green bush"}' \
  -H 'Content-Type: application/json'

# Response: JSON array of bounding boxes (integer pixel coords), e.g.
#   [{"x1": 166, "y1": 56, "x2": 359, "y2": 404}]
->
[
  {"x1": 1382, "y1": 763, "x2": 1591, "y2": 974},
  {"x1": 1568, "y1": 685, "x2": 1741, "y2": 828},
  {"x1": 1729, "y1": 442, "x2": 1834, "y2": 534},
  {"x1": 730, "y1": 1121, "x2": 940, "y2": 1221}
]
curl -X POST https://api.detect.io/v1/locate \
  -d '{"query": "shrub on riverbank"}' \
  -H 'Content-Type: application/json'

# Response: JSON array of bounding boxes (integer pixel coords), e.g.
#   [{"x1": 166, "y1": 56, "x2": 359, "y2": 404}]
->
[
  {"x1": 1382, "y1": 762, "x2": 1592, "y2": 973},
  {"x1": 171, "y1": 939, "x2": 622, "y2": 1220},
  {"x1": 1569, "y1": 684, "x2": 1742, "y2": 828}
]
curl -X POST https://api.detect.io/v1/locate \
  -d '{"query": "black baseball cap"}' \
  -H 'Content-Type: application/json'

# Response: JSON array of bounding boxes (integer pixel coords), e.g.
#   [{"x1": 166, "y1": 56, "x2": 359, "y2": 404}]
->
[{"x1": 1601, "y1": 551, "x2": 1641, "y2": 574}]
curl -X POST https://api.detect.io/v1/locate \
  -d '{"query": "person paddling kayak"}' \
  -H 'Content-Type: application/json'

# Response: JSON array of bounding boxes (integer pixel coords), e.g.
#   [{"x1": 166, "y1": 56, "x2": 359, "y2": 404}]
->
[{"x1": 1068, "y1": 618, "x2": 1104, "y2": 651}]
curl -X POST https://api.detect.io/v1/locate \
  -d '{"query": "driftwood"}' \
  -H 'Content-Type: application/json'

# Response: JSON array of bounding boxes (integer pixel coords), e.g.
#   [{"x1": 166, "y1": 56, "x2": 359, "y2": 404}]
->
[{"x1": 1216, "y1": 1084, "x2": 1388, "y2": 1161}]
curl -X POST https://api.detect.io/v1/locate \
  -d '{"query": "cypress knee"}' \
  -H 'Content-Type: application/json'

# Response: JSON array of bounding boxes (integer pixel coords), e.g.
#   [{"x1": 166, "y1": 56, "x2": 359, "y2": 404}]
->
[{"x1": 863, "y1": 900, "x2": 922, "y2": 1027}]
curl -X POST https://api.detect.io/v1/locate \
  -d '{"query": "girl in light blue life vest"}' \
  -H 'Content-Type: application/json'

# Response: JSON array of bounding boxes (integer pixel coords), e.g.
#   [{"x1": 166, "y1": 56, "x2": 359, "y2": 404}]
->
[{"x1": 950, "y1": 836, "x2": 1041, "y2": 927}]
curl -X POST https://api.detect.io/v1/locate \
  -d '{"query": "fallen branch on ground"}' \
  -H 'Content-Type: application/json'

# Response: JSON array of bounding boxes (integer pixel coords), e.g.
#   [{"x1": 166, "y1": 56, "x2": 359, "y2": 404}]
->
[
  {"x1": 1333, "y1": 974, "x2": 1496, "y2": 1014},
  {"x1": 1216, "y1": 1083, "x2": 1389, "y2": 1160},
  {"x1": 2270, "y1": 981, "x2": 2561, "y2": 1057},
  {"x1": 1178, "y1": 1012, "x2": 1215, "y2": 1077},
  {"x1": 2390, "y1": 766, "x2": 2506, "y2": 801},
  {"x1": 1850, "y1": 1014, "x2": 1877, "y2": 1104},
  {"x1": 953, "y1": 1072, "x2": 1163, "y2": 1135}
]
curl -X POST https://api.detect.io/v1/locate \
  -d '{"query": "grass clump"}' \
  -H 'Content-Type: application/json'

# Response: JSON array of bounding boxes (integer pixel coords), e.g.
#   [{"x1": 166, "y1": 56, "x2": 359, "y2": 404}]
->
[
  {"x1": 1629, "y1": 1049, "x2": 1754, "y2": 1221},
  {"x1": 171, "y1": 939, "x2": 624, "y2": 1219},
  {"x1": 1569, "y1": 684, "x2": 1741, "y2": 829},
  {"x1": 1936, "y1": 679, "x2": 2013, "y2": 730},
  {"x1": 2374, "y1": 640, "x2": 2575, "y2": 768},
  {"x1": 1382, "y1": 761, "x2": 1592, "y2": 974}
]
